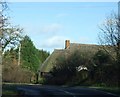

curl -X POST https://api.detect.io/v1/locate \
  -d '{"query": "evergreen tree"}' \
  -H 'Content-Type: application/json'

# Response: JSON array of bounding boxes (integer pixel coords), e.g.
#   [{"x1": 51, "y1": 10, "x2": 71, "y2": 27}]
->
[
  {"x1": 20, "y1": 35, "x2": 41, "y2": 72},
  {"x1": 38, "y1": 49, "x2": 50, "y2": 63}
]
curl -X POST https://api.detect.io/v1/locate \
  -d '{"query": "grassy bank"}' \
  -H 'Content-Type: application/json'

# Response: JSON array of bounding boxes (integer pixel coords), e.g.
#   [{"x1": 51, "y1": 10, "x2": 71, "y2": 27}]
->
[
  {"x1": 2, "y1": 83, "x2": 22, "y2": 97},
  {"x1": 2, "y1": 83, "x2": 39, "y2": 97},
  {"x1": 89, "y1": 86, "x2": 120, "y2": 96}
]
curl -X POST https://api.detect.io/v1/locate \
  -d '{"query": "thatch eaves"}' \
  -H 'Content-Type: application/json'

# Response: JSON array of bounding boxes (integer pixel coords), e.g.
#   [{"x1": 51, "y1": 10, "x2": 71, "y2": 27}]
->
[
  {"x1": 39, "y1": 42, "x2": 100, "y2": 73},
  {"x1": 40, "y1": 49, "x2": 69, "y2": 72}
]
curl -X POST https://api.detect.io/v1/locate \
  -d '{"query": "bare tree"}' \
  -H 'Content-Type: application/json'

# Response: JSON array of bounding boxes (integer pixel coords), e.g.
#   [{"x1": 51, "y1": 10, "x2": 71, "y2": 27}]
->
[
  {"x1": 0, "y1": 1, "x2": 23, "y2": 53},
  {"x1": 98, "y1": 13, "x2": 120, "y2": 64},
  {"x1": 0, "y1": 1, "x2": 8, "y2": 32}
]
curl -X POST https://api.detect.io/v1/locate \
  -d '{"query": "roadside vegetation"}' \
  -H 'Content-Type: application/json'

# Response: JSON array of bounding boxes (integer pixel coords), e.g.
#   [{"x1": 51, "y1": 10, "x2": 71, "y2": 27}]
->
[
  {"x1": 2, "y1": 83, "x2": 31, "y2": 97},
  {"x1": 0, "y1": 1, "x2": 119, "y2": 96},
  {"x1": 42, "y1": 49, "x2": 119, "y2": 87},
  {"x1": 0, "y1": 1, "x2": 49, "y2": 83},
  {"x1": 93, "y1": 87, "x2": 120, "y2": 96},
  {"x1": 40, "y1": 13, "x2": 120, "y2": 92},
  {"x1": 2, "y1": 84, "x2": 19, "y2": 97},
  {"x1": 2, "y1": 35, "x2": 49, "y2": 83}
]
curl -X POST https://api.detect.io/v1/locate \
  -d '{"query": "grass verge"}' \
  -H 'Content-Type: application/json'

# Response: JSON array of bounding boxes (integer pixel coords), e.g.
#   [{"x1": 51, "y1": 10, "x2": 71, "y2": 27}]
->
[
  {"x1": 90, "y1": 86, "x2": 120, "y2": 96},
  {"x1": 2, "y1": 83, "x2": 21, "y2": 97}
]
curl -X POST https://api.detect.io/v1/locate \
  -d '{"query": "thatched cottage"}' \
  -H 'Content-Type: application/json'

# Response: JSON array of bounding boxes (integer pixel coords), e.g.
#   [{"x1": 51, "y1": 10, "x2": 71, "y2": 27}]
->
[{"x1": 39, "y1": 40, "x2": 101, "y2": 77}]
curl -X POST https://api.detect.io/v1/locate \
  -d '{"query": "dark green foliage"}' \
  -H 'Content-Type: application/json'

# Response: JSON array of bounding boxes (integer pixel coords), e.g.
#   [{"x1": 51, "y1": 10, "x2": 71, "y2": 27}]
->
[
  {"x1": 93, "y1": 50, "x2": 111, "y2": 65},
  {"x1": 91, "y1": 50, "x2": 119, "y2": 87},
  {"x1": 38, "y1": 49, "x2": 50, "y2": 63},
  {"x1": 20, "y1": 35, "x2": 49, "y2": 72},
  {"x1": 43, "y1": 49, "x2": 119, "y2": 87},
  {"x1": 2, "y1": 35, "x2": 49, "y2": 83},
  {"x1": 44, "y1": 51, "x2": 92, "y2": 85},
  {"x1": 20, "y1": 36, "x2": 40, "y2": 72}
]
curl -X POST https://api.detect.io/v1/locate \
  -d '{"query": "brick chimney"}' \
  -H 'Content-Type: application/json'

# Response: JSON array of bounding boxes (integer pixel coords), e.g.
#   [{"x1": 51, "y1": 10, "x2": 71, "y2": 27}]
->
[{"x1": 65, "y1": 40, "x2": 70, "y2": 49}]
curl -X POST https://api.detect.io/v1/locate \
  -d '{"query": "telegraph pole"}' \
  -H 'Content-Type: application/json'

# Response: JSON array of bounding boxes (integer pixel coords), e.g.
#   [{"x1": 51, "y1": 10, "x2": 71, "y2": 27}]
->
[{"x1": 18, "y1": 43, "x2": 21, "y2": 66}]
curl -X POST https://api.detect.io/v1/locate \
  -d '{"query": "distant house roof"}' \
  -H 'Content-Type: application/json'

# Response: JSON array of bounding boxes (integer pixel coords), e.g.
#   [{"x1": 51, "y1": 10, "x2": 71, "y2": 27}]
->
[
  {"x1": 39, "y1": 41, "x2": 100, "y2": 73},
  {"x1": 40, "y1": 49, "x2": 71, "y2": 72}
]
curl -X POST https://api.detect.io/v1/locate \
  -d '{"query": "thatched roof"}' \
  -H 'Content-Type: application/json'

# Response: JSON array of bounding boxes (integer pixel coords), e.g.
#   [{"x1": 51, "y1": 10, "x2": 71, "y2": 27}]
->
[{"x1": 39, "y1": 43, "x2": 100, "y2": 73}]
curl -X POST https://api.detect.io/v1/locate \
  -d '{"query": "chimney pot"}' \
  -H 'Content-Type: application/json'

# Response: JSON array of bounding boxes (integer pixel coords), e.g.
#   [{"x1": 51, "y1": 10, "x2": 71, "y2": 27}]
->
[{"x1": 65, "y1": 40, "x2": 70, "y2": 49}]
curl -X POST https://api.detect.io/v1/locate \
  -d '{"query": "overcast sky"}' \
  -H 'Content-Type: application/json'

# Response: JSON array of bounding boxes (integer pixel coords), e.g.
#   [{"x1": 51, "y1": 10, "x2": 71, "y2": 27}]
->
[{"x1": 8, "y1": 2, "x2": 118, "y2": 53}]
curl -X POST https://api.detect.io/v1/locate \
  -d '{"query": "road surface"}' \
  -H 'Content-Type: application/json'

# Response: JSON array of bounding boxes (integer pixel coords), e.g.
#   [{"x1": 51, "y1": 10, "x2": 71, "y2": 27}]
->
[{"x1": 15, "y1": 84, "x2": 119, "y2": 97}]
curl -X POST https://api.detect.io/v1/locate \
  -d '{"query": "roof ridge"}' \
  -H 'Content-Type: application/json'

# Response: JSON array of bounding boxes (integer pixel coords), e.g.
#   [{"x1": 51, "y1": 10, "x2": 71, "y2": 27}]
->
[{"x1": 70, "y1": 43, "x2": 98, "y2": 46}]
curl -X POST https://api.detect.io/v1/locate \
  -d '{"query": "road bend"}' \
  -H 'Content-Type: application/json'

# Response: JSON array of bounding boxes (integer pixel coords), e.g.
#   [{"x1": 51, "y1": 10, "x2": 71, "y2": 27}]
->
[{"x1": 15, "y1": 84, "x2": 119, "y2": 97}]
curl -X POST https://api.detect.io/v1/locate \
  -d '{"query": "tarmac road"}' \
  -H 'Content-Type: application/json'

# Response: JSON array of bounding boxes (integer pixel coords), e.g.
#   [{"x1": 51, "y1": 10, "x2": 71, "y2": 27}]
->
[{"x1": 16, "y1": 84, "x2": 119, "y2": 97}]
